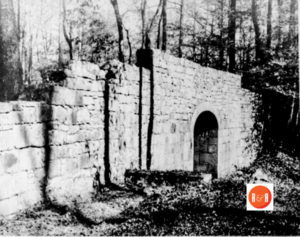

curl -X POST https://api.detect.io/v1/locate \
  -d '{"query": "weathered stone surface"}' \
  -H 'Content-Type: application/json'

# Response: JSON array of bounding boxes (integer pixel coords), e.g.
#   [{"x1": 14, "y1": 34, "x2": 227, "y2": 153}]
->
[
  {"x1": 66, "y1": 61, "x2": 102, "y2": 80},
  {"x1": 51, "y1": 87, "x2": 84, "y2": 106},
  {"x1": 64, "y1": 77, "x2": 103, "y2": 92},
  {"x1": 0, "y1": 103, "x2": 13, "y2": 113},
  {"x1": 0, "y1": 52, "x2": 257, "y2": 216},
  {"x1": 13, "y1": 124, "x2": 45, "y2": 148},
  {"x1": 52, "y1": 106, "x2": 73, "y2": 125},
  {"x1": 0, "y1": 195, "x2": 21, "y2": 216}
]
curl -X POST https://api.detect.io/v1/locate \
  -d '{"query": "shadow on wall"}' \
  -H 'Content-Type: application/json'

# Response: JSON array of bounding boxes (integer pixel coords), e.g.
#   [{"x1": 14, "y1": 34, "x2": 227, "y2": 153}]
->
[
  {"x1": 136, "y1": 47, "x2": 154, "y2": 170},
  {"x1": 41, "y1": 86, "x2": 53, "y2": 203},
  {"x1": 38, "y1": 86, "x2": 99, "y2": 226}
]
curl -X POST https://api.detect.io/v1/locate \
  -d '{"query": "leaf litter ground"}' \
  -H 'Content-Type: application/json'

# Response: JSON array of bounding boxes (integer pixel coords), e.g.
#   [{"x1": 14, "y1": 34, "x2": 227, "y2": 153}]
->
[{"x1": 0, "y1": 152, "x2": 299, "y2": 235}]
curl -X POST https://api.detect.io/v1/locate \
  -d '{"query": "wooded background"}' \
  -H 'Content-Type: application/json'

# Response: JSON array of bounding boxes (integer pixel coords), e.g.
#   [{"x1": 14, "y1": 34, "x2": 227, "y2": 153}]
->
[{"x1": 0, "y1": 0, "x2": 299, "y2": 155}]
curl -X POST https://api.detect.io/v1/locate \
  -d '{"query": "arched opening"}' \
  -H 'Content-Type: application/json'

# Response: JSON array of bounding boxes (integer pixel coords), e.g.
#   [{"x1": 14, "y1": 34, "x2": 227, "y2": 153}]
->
[{"x1": 194, "y1": 111, "x2": 218, "y2": 178}]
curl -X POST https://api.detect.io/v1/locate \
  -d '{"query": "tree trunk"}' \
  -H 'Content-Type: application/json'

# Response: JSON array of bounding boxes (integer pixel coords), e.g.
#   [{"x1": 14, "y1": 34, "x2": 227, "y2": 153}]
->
[
  {"x1": 110, "y1": 0, "x2": 124, "y2": 62},
  {"x1": 161, "y1": 0, "x2": 167, "y2": 51},
  {"x1": 58, "y1": 0, "x2": 63, "y2": 67},
  {"x1": 228, "y1": 0, "x2": 236, "y2": 72},
  {"x1": 141, "y1": 0, "x2": 147, "y2": 47},
  {"x1": 192, "y1": 16, "x2": 196, "y2": 61},
  {"x1": 156, "y1": 13, "x2": 162, "y2": 49},
  {"x1": 124, "y1": 26, "x2": 132, "y2": 64},
  {"x1": 276, "y1": 0, "x2": 282, "y2": 52},
  {"x1": 147, "y1": 0, "x2": 162, "y2": 34},
  {"x1": 288, "y1": 0, "x2": 297, "y2": 45},
  {"x1": 218, "y1": 0, "x2": 224, "y2": 69},
  {"x1": 266, "y1": 0, "x2": 272, "y2": 50},
  {"x1": 0, "y1": 0, "x2": 23, "y2": 101},
  {"x1": 251, "y1": 0, "x2": 264, "y2": 64},
  {"x1": 27, "y1": 34, "x2": 33, "y2": 86},
  {"x1": 62, "y1": 0, "x2": 73, "y2": 60},
  {"x1": 17, "y1": 0, "x2": 21, "y2": 73},
  {"x1": 178, "y1": 0, "x2": 184, "y2": 58}
]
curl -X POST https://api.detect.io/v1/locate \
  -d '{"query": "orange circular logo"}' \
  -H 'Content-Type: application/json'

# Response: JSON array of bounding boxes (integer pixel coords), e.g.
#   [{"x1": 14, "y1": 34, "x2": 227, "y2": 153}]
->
[{"x1": 248, "y1": 185, "x2": 272, "y2": 209}]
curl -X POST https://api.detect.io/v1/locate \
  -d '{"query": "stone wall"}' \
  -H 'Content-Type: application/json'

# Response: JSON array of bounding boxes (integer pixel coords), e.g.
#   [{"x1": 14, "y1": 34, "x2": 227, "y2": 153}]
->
[
  {"x1": 46, "y1": 61, "x2": 106, "y2": 200},
  {"x1": 149, "y1": 51, "x2": 257, "y2": 177},
  {"x1": 0, "y1": 50, "x2": 257, "y2": 216},
  {"x1": 0, "y1": 102, "x2": 46, "y2": 216}
]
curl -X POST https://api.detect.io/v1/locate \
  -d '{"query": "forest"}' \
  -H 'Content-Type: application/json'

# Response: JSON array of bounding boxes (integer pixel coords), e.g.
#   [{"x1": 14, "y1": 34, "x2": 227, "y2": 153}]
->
[
  {"x1": 0, "y1": 0, "x2": 299, "y2": 154},
  {"x1": 0, "y1": 1, "x2": 299, "y2": 235}
]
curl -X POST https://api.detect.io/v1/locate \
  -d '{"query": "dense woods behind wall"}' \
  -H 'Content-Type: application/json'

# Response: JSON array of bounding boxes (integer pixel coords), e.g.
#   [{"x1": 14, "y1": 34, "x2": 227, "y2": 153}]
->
[
  {"x1": 0, "y1": 0, "x2": 22, "y2": 101},
  {"x1": 0, "y1": 0, "x2": 299, "y2": 156}
]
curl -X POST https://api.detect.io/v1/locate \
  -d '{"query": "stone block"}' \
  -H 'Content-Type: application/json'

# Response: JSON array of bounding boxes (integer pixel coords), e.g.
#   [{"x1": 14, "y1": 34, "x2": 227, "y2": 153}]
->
[
  {"x1": 67, "y1": 61, "x2": 102, "y2": 80},
  {"x1": 64, "y1": 77, "x2": 90, "y2": 90},
  {"x1": 0, "y1": 174, "x2": 18, "y2": 200},
  {"x1": 48, "y1": 159, "x2": 62, "y2": 179},
  {"x1": 12, "y1": 172, "x2": 34, "y2": 194},
  {"x1": 10, "y1": 101, "x2": 42, "y2": 111},
  {"x1": 51, "y1": 87, "x2": 84, "y2": 106},
  {"x1": 0, "y1": 180, "x2": 41, "y2": 216},
  {"x1": 13, "y1": 124, "x2": 45, "y2": 148},
  {"x1": 0, "y1": 129, "x2": 15, "y2": 151},
  {"x1": 75, "y1": 108, "x2": 90, "y2": 124},
  {"x1": 82, "y1": 96, "x2": 95, "y2": 106},
  {"x1": 0, "y1": 103, "x2": 13, "y2": 113},
  {"x1": 17, "y1": 108, "x2": 39, "y2": 124},
  {"x1": 0, "y1": 195, "x2": 21, "y2": 216},
  {"x1": 52, "y1": 106, "x2": 72, "y2": 125},
  {"x1": 0, "y1": 113, "x2": 14, "y2": 125},
  {"x1": 61, "y1": 158, "x2": 79, "y2": 175},
  {"x1": 49, "y1": 130, "x2": 66, "y2": 145},
  {"x1": 18, "y1": 188, "x2": 42, "y2": 208},
  {"x1": 51, "y1": 142, "x2": 86, "y2": 159},
  {"x1": 79, "y1": 154, "x2": 92, "y2": 169},
  {"x1": 18, "y1": 148, "x2": 45, "y2": 171}
]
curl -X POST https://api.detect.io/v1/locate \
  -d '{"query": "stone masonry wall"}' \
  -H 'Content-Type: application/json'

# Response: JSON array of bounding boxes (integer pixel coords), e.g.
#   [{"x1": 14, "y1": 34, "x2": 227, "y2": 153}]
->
[
  {"x1": 0, "y1": 102, "x2": 46, "y2": 216},
  {"x1": 150, "y1": 51, "x2": 257, "y2": 176},
  {"x1": 0, "y1": 51, "x2": 257, "y2": 216},
  {"x1": 46, "y1": 61, "x2": 106, "y2": 200}
]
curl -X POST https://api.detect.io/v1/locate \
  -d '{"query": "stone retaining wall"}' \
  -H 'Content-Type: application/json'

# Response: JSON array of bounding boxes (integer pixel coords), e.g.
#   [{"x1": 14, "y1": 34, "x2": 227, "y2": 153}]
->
[
  {"x1": 150, "y1": 51, "x2": 257, "y2": 176},
  {"x1": 0, "y1": 102, "x2": 46, "y2": 216},
  {"x1": 0, "y1": 50, "x2": 257, "y2": 216}
]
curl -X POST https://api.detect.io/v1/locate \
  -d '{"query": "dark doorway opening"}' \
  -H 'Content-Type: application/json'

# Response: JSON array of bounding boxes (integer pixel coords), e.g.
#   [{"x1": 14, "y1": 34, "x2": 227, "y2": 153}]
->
[{"x1": 194, "y1": 111, "x2": 218, "y2": 178}]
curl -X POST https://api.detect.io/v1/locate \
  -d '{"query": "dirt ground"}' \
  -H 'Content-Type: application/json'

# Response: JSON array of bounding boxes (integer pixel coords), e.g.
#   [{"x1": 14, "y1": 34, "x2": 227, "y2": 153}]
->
[
  {"x1": 0, "y1": 190, "x2": 144, "y2": 236},
  {"x1": 0, "y1": 152, "x2": 299, "y2": 235},
  {"x1": 0, "y1": 186, "x2": 299, "y2": 236}
]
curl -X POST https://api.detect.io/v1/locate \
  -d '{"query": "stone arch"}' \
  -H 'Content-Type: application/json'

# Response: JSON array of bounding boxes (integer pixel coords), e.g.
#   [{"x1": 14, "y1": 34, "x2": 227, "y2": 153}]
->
[{"x1": 191, "y1": 104, "x2": 223, "y2": 178}]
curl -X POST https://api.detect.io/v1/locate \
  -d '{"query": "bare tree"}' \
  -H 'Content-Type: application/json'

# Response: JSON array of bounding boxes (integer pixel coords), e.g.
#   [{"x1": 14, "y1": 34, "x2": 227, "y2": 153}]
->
[
  {"x1": 251, "y1": 0, "x2": 264, "y2": 64},
  {"x1": 62, "y1": 0, "x2": 73, "y2": 60},
  {"x1": 147, "y1": 0, "x2": 163, "y2": 34},
  {"x1": 218, "y1": 0, "x2": 224, "y2": 69},
  {"x1": 27, "y1": 34, "x2": 33, "y2": 85},
  {"x1": 156, "y1": 13, "x2": 162, "y2": 49},
  {"x1": 161, "y1": 0, "x2": 167, "y2": 51},
  {"x1": 276, "y1": 0, "x2": 282, "y2": 52},
  {"x1": 228, "y1": 0, "x2": 236, "y2": 72},
  {"x1": 123, "y1": 25, "x2": 132, "y2": 64},
  {"x1": 266, "y1": 0, "x2": 272, "y2": 50},
  {"x1": 110, "y1": 0, "x2": 124, "y2": 62},
  {"x1": 288, "y1": 0, "x2": 297, "y2": 44},
  {"x1": 178, "y1": 0, "x2": 184, "y2": 58},
  {"x1": 0, "y1": 0, "x2": 23, "y2": 101},
  {"x1": 141, "y1": 0, "x2": 147, "y2": 47},
  {"x1": 58, "y1": 0, "x2": 63, "y2": 67}
]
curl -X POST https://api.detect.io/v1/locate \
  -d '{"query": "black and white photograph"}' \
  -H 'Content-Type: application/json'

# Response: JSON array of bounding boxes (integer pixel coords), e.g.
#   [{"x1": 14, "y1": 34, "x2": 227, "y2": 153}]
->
[{"x1": 0, "y1": 0, "x2": 299, "y2": 235}]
